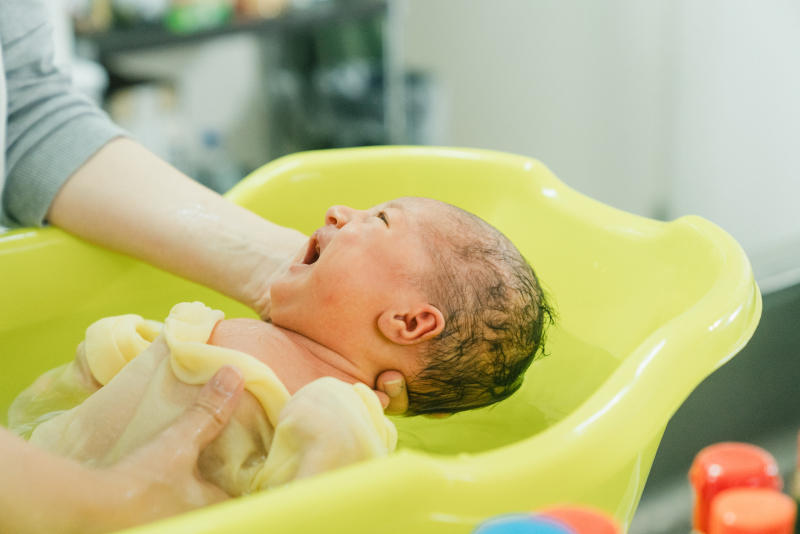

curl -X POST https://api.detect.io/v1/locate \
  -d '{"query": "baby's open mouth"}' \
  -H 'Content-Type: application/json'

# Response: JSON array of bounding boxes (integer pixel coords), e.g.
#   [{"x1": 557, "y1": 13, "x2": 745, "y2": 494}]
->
[{"x1": 302, "y1": 236, "x2": 321, "y2": 265}]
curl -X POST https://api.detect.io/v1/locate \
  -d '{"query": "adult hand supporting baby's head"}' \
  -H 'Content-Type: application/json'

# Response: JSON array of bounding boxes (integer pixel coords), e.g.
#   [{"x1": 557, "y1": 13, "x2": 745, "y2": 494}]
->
[
  {"x1": 375, "y1": 370, "x2": 409, "y2": 415},
  {"x1": 253, "y1": 232, "x2": 308, "y2": 321},
  {"x1": 86, "y1": 366, "x2": 245, "y2": 532}
]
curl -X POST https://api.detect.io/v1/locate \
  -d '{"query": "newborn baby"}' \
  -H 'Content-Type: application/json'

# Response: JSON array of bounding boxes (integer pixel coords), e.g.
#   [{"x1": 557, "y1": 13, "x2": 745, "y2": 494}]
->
[
  {"x1": 10, "y1": 197, "x2": 550, "y2": 496},
  {"x1": 226, "y1": 196, "x2": 550, "y2": 414}
]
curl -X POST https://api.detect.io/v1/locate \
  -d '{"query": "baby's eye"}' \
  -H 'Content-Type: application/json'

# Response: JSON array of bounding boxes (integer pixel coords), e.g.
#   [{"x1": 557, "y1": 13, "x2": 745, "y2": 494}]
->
[{"x1": 377, "y1": 211, "x2": 389, "y2": 226}]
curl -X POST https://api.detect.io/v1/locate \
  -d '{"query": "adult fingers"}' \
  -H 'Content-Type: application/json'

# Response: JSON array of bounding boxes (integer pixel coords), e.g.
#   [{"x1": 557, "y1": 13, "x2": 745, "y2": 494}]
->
[
  {"x1": 166, "y1": 365, "x2": 244, "y2": 453},
  {"x1": 375, "y1": 370, "x2": 408, "y2": 415},
  {"x1": 193, "y1": 476, "x2": 232, "y2": 506},
  {"x1": 372, "y1": 389, "x2": 390, "y2": 409}
]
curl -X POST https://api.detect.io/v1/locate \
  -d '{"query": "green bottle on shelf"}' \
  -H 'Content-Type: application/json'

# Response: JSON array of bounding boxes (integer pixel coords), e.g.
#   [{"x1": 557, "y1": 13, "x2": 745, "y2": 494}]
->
[{"x1": 165, "y1": 1, "x2": 234, "y2": 34}]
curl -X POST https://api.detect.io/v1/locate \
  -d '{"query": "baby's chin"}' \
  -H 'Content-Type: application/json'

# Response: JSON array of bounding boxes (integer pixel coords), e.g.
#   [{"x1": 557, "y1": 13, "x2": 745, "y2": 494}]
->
[{"x1": 263, "y1": 304, "x2": 300, "y2": 335}]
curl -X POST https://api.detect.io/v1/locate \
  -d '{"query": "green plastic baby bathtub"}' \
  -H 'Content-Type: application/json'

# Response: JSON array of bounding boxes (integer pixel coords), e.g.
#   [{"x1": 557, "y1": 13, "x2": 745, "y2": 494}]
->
[{"x1": 0, "y1": 147, "x2": 761, "y2": 533}]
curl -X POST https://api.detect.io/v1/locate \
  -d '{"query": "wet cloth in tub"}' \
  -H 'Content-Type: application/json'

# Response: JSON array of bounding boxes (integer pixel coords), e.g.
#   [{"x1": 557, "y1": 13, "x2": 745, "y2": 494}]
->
[{"x1": 8, "y1": 302, "x2": 397, "y2": 495}]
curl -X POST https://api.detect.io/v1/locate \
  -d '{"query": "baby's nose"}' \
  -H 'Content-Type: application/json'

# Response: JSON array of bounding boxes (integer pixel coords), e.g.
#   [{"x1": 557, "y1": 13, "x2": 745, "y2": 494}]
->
[{"x1": 325, "y1": 205, "x2": 356, "y2": 228}]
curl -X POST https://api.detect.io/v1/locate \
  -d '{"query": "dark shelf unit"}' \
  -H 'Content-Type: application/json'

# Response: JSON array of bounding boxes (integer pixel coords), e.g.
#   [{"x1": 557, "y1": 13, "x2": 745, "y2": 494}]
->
[
  {"x1": 77, "y1": 1, "x2": 386, "y2": 60},
  {"x1": 72, "y1": 0, "x2": 408, "y2": 186}
]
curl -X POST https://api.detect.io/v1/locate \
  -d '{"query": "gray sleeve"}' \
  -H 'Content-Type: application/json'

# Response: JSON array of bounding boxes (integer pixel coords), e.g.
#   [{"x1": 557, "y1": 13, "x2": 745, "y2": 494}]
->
[{"x1": 1, "y1": 0, "x2": 126, "y2": 228}]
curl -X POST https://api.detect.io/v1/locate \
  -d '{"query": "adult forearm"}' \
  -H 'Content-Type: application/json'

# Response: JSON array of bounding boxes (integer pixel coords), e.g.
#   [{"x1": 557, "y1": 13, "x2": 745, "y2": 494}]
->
[
  {"x1": 48, "y1": 138, "x2": 306, "y2": 315},
  {"x1": 0, "y1": 427, "x2": 95, "y2": 533},
  {"x1": 0, "y1": 366, "x2": 245, "y2": 534}
]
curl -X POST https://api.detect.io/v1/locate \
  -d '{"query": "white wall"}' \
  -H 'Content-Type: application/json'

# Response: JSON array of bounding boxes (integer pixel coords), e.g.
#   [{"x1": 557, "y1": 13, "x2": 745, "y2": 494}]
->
[
  {"x1": 667, "y1": 0, "x2": 800, "y2": 290},
  {"x1": 401, "y1": 0, "x2": 672, "y2": 218},
  {"x1": 401, "y1": 0, "x2": 800, "y2": 290}
]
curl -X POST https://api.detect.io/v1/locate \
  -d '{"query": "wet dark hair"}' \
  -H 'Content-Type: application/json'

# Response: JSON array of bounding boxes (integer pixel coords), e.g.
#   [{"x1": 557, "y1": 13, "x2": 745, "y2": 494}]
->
[{"x1": 406, "y1": 200, "x2": 554, "y2": 415}]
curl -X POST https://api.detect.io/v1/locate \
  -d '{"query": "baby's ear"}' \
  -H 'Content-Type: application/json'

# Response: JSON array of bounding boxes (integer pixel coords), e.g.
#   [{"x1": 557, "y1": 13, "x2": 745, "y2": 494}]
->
[{"x1": 378, "y1": 304, "x2": 445, "y2": 345}]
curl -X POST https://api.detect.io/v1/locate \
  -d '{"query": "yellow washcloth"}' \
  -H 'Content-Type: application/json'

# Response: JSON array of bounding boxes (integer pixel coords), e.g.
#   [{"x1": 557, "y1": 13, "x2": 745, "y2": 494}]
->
[{"x1": 9, "y1": 302, "x2": 397, "y2": 495}]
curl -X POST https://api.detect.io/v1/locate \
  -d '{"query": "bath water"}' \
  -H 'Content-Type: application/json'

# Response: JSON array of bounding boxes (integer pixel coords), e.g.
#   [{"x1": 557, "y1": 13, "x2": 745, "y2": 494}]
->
[{"x1": 394, "y1": 328, "x2": 620, "y2": 455}]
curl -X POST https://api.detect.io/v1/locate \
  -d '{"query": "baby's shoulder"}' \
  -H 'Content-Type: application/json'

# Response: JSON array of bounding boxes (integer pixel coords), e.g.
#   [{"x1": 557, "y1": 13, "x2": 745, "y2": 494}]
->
[{"x1": 207, "y1": 318, "x2": 296, "y2": 364}]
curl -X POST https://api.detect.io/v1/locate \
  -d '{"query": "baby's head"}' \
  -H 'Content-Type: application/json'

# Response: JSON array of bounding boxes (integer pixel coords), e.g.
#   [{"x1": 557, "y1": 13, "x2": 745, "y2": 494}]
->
[{"x1": 270, "y1": 197, "x2": 553, "y2": 415}]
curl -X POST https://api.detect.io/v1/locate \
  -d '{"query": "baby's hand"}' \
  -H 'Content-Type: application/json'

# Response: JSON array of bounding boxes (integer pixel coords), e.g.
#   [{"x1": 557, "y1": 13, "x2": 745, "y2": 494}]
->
[{"x1": 374, "y1": 370, "x2": 408, "y2": 415}]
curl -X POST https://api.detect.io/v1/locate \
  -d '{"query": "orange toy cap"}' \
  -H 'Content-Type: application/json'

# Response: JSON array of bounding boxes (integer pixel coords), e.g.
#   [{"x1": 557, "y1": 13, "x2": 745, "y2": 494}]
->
[
  {"x1": 794, "y1": 431, "x2": 800, "y2": 501},
  {"x1": 690, "y1": 443, "x2": 782, "y2": 533},
  {"x1": 537, "y1": 506, "x2": 620, "y2": 534},
  {"x1": 709, "y1": 488, "x2": 796, "y2": 534}
]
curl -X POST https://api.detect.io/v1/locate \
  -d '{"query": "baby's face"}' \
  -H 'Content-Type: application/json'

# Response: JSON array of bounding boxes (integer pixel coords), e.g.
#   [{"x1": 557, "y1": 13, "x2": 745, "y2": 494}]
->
[{"x1": 270, "y1": 198, "x2": 436, "y2": 354}]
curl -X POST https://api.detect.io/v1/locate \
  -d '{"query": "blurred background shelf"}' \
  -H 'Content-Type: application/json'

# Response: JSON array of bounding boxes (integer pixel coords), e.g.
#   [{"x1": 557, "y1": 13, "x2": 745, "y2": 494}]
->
[
  {"x1": 76, "y1": 1, "x2": 385, "y2": 58},
  {"x1": 64, "y1": 0, "x2": 429, "y2": 193}
]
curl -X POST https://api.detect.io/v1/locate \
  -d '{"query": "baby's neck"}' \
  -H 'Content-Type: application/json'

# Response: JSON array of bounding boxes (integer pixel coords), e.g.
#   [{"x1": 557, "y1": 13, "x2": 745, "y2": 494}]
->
[{"x1": 207, "y1": 318, "x2": 372, "y2": 394}]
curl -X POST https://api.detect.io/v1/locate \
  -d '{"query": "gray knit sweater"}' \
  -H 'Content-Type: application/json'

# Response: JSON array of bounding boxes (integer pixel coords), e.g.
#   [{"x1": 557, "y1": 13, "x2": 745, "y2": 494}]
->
[{"x1": 0, "y1": 0, "x2": 124, "y2": 228}]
